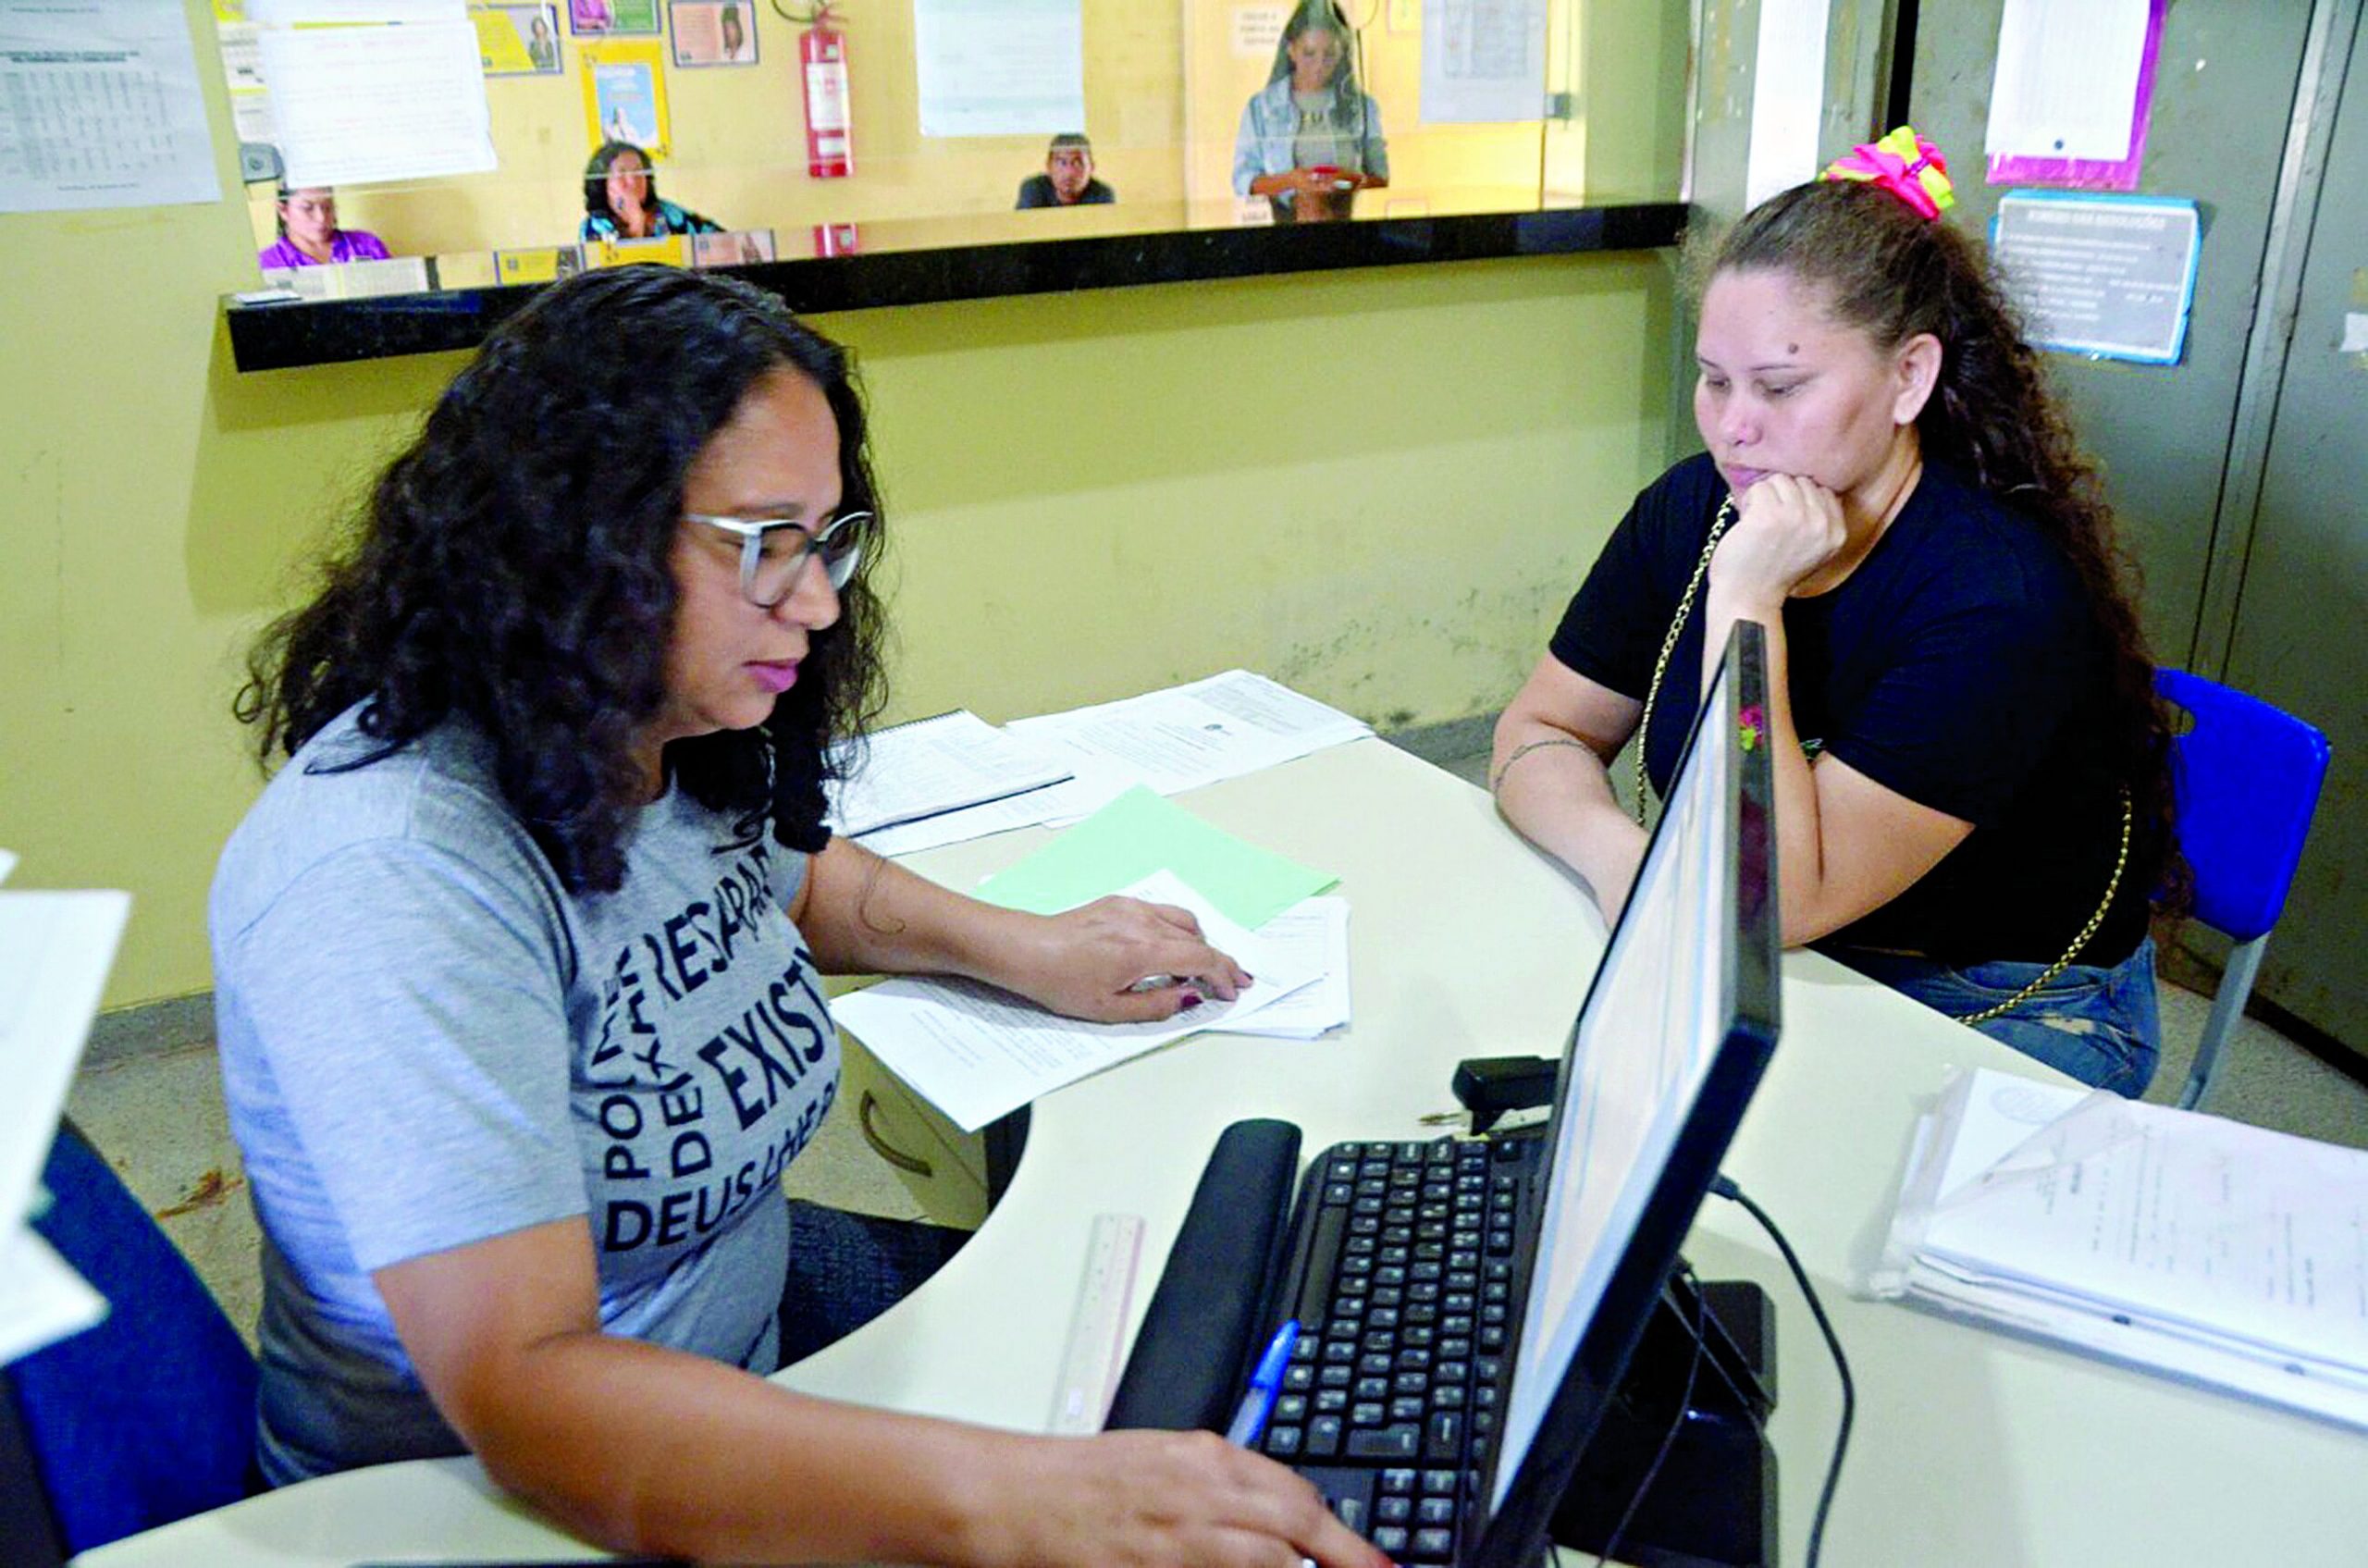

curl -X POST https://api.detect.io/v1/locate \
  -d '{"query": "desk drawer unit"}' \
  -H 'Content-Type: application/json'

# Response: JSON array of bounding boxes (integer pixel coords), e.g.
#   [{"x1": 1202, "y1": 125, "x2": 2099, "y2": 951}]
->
[{"x1": 837, "y1": 1036, "x2": 990, "y2": 1229}]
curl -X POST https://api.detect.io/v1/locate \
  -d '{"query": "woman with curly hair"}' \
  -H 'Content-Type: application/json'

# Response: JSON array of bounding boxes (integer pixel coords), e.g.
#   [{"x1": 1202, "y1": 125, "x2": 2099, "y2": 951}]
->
[
  {"x1": 1491, "y1": 134, "x2": 2177, "y2": 1096},
  {"x1": 580, "y1": 141, "x2": 721, "y2": 242},
  {"x1": 214, "y1": 266, "x2": 1375, "y2": 1568}
]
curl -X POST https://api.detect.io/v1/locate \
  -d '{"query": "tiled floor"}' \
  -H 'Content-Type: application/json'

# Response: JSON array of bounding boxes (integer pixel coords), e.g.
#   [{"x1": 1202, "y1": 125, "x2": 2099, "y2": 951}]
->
[{"x1": 61, "y1": 728, "x2": 2368, "y2": 1347}]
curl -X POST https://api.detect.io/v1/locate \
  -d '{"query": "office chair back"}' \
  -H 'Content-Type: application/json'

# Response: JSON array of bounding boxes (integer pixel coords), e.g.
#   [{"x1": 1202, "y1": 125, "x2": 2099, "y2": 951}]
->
[
  {"x1": 9, "y1": 1121, "x2": 260, "y2": 1554},
  {"x1": 2155, "y1": 669, "x2": 2331, "y2": 1109}
]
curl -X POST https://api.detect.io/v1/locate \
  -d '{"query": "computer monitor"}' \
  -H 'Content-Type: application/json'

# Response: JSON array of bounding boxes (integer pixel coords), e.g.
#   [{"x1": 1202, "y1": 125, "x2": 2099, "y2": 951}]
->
[{"x1": 1472, "y1": 619, "x2": 1782, "y2": 1564}]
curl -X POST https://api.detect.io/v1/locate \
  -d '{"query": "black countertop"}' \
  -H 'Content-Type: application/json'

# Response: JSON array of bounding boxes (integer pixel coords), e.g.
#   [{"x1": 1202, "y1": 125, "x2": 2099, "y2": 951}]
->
[{"x1": 224, "y1": 201, "x2": 1691, "y2": 372}]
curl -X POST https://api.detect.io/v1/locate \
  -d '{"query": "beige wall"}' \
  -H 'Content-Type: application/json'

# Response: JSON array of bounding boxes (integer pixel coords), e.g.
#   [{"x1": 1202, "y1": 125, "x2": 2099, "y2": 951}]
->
[{"x1": 4, "y1": 1, "x2": 1684, "y2": 1013}]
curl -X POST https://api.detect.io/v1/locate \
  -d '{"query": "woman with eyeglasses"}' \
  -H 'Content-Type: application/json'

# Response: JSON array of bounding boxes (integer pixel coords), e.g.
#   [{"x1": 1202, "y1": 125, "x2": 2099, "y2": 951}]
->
[{"x1": 214, "y1": 266, "x2": 1375, "y2": 1568}]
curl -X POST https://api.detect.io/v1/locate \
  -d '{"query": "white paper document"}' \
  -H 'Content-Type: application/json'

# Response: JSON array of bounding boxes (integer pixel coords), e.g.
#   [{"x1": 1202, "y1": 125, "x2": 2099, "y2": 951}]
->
[
  {"x1": 1420, "y1": 0, "x2": 1548, "y2": 125},
  {"x1": 1006, "y1": 669, "x2": 1370, "y2": 797},
  {"x1": 913, "y1": 0, "x2": 1085, "y2": 138},
  {"x1": 1207, "y1": 896, "x2": 1350, "y2": 1040},
  {"x1": 827, "y1": 710, "x2": 1074, "y2": 838},
  {"x1": 1985, "y1": 0, "x2": 2151, "y2": 162},
  {"x1": 0, "y1": 0, "x2": 221, "y2": 214},
  {"x1": 259, "y1": 16, "x2": 495, "y2": 186},
  {"x1": 1877, "y1": 1068, "x2": 2368, "y2": 1428},
  {"x1": 0, "y1": 1228, "x2": 106, "y2": 1366},
  {"x1": 832, "y1": 871, "x2": 1315, "y2": 1130}
]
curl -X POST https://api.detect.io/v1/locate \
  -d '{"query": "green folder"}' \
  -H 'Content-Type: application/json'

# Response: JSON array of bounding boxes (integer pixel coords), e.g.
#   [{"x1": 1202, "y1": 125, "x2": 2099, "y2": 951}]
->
[{"x1": 977, "y1": 785, "x2": 1337, "y2": 928}]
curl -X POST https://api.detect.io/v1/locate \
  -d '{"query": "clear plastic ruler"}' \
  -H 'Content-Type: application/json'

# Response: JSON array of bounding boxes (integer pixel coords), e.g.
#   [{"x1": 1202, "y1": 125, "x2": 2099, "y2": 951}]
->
[{"x1": 1045, "y1": 1212, "x2": 1145, "y2": 1434}]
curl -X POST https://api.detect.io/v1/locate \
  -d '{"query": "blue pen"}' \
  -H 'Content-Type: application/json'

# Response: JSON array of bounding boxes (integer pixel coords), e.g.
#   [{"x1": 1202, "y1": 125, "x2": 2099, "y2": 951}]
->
[{"x1": 1225, "y1": 1319, "x2": 1301, "y2": 1446}]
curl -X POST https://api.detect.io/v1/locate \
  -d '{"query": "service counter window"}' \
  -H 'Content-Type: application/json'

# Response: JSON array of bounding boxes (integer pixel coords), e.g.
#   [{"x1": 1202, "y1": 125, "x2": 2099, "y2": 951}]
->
[{"x1": 217, "y1": 0, "x2": 1689, "y2": 368}]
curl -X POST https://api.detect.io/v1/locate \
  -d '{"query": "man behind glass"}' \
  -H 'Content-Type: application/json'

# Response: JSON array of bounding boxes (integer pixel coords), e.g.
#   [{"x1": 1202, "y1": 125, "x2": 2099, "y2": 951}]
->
[{"x1": 1017, "y1": 134, "x2": 1115, "y2": 208}]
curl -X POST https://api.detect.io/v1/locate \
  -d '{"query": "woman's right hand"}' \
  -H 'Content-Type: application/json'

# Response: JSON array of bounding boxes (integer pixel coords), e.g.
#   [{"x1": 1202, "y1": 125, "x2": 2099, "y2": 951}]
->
[
  {"x1": 980, "y1": 1429, "x2": 1389, "y2": 1568},
  {"x1": 1289, "y1": 166, "x2": 1359, "y2": 196},
  {"x1": 1710, "y1": 471, "x2": 1847, "y2": 608}
]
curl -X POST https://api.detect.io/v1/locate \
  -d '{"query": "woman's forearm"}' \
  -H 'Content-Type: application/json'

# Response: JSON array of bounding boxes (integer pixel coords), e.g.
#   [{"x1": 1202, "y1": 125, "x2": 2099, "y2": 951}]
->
[
  {"x1": 1489, "y1": 715, "x2": 1647, "y2": 920},
  {"x1": 472, "y1": 1330, "x2": 1017, "y2": 1563},
  {"x1": 795, "y1": 834, "x2": 1036, "y2": 986}
]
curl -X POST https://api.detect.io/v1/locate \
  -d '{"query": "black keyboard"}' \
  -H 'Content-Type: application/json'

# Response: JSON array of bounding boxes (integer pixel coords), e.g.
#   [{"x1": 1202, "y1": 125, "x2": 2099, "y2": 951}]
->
[{"x1": 1262, "y1": 1137, "x2": 1535, "y2": 1563}]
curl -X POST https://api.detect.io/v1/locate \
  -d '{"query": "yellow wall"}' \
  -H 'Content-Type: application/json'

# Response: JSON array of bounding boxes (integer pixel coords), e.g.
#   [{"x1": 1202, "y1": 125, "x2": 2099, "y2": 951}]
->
[
  {"x1": 5, "y1": 1, "x2": 1681, "y2": 1012},
  {"x1": 260, "y1": 1, "x2": 1568, "y2": 259}
]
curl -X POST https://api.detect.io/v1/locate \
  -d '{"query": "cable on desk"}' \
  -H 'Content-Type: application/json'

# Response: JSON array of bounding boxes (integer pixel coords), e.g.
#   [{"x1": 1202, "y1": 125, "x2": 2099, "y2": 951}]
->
[
  {"x1": 1590, "y1": 1263, "x2": 1708, "y2": 1568},
  {"x1": 1709, "y1": 1174, "x2": 1853, "y2": 1568}
]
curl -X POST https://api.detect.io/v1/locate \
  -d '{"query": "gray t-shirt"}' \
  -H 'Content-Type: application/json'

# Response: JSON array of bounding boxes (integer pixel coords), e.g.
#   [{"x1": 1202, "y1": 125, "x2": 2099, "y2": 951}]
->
[{"x1": 212, "y1": 707, "x2": 837, "y2": 1484}]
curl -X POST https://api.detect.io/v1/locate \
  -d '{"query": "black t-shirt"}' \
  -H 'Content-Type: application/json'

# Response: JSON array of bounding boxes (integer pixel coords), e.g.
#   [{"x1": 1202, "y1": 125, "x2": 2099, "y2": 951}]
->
[
  {"x1": 1016, "y1": 174, "x2": 1115, "y2": 208},
  {"x1": 1549, "y1": 453, "x2": 2148, "y2": 966}
]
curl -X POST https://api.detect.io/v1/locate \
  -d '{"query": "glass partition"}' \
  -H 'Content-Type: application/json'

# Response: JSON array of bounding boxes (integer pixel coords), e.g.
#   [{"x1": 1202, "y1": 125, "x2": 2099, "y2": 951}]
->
[{"x1": 222, "y1": 1, "x2": 1686, "y2": 327}]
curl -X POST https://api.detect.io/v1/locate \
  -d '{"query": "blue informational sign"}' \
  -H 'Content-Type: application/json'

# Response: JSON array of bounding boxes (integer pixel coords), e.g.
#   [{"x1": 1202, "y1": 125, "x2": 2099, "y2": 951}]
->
[{"x1": 1991, "y1": 191, "x2": 2202, "y2": 364}]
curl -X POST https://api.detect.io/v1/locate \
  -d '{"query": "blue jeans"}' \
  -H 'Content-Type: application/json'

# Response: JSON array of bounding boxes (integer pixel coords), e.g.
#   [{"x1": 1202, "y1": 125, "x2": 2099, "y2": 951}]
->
[{"x1": 1826, "y1": 938, "x2": 2162, "y2": 1097}]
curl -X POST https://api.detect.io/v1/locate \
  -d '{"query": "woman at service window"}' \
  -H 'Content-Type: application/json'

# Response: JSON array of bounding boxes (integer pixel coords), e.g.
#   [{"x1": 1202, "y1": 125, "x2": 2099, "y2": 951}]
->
[
  {"x1": 580, "y1": 142, "x2": 723, "y2": 243},
  {"x1": 1232, "y1": 0, "x2": 1388, "y2": 222},
  {"x1": 214, "y1": 266, "x2": 1378, "y2": 1568},
  {"x1": 257, "y1": 185, "x2": 391, "y2": 270}
]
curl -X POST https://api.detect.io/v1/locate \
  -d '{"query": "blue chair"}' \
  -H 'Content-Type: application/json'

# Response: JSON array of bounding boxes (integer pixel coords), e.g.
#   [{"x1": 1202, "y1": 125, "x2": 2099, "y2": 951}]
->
[
  {"x1": 2155, "y1": 669, "x2": 2331, "y2": 1111},
  {"x1": 7, "y1": 1120, "x2": 259, "y2": 1554}
]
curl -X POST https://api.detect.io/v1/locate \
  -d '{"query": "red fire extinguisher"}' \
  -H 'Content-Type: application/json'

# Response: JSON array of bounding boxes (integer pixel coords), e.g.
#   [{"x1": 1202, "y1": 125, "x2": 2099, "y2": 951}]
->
[{"x1": 796, "y1": 3, "x2": 852, "y2": 179}]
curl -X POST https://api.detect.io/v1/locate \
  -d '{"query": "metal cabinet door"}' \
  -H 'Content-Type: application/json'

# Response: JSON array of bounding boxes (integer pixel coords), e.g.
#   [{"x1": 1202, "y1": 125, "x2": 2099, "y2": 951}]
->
[
  {"x1": 2220, "y1": 11, "x2": 2368, "y2": 1054},
  {"x1": 1907, "y1": 0, "x2": 2319, "y2": 663}
]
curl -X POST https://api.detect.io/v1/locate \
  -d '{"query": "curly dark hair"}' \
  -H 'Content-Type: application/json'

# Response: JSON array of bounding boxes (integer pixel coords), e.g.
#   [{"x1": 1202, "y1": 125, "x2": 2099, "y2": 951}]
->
[
  {"x1": 235, "y1": 265, "x2": 890, "y2": 895},
  {"x1": 1696, "y1": 178, "x2": 2179, "y2": 907}
]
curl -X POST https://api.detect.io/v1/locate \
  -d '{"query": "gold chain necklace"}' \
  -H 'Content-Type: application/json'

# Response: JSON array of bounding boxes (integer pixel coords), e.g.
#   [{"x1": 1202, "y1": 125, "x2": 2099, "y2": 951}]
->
[{"x1": 1632, "y1": 493, "x2": 2131, "y2": 1025}]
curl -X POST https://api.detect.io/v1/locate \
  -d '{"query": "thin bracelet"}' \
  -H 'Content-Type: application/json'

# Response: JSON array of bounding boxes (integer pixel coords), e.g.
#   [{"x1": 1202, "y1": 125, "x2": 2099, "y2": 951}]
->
[{"x1": 1490, "y1": 735, "x2": 1594, "y2": 796}]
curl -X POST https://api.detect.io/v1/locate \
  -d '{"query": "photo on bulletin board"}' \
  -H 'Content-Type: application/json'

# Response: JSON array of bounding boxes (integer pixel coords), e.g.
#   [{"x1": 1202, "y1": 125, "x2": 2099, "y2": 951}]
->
[
  {"x1": 692, "y1": 228, "x2": 776, "y2": 266},
  {"x1": 475, "y1": 4, "x2": 563, "y2": 76},
  {"x1": 581, "y1": 38, "x2": 672, "y2": 155},
  {"x1": 568, "y1": 0, "x2": 660, "y2": 36},
  {"x1": 671, "y1": 0, "x2": 758, "y2": 67}
]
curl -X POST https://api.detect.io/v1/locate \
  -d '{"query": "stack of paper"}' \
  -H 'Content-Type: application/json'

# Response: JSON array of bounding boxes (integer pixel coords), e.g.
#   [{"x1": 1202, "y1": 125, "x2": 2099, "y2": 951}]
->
[
  {"x1": 1207, "y1": 896, "x2": 1351, "y2": 1041},
  {"x1": 857, "y1": 671, "x2": 1372, "y2": 858},
  {"x1": 826, "y1": 710, "x2": 1073, "y2": 838},
  {"x1": 1875, "y1": 1068, "x2": 2368, "y2": 1430},
  {"x1": 1006, "y1": 668, "x2": 1372, "y2": 797},
  {"x1": 832, "y1": 871, "x2": 1321, "y2": 1131},
  {"x1": 0, "y1": 854, "x2": 130, "y2": 1366}
]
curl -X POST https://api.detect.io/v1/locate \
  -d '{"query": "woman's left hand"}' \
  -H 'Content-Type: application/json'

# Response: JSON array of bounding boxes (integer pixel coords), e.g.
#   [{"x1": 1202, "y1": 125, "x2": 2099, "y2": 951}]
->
[{"x1": 1005, "y1": 896, "x2": 1252, "y2": 1023}]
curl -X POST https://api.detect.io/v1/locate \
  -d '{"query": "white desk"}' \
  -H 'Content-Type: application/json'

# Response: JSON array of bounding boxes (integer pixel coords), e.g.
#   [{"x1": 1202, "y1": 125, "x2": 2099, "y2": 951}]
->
[{"x1": 80, "y1": 740, "x2": 2368, "y2": 1566}]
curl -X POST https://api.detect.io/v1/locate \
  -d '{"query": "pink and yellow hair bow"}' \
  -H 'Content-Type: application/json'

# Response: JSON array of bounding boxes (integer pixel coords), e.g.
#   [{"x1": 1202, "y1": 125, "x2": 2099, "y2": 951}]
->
[{"x1": 1822, "y1": 126, "x2": 1955, "y2": 219}]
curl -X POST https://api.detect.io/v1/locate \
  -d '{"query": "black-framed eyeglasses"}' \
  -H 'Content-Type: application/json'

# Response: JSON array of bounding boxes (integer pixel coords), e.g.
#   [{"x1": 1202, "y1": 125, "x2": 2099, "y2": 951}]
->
[{"x1": 681, "y1": 509, "x2": 872, "y2": 607}]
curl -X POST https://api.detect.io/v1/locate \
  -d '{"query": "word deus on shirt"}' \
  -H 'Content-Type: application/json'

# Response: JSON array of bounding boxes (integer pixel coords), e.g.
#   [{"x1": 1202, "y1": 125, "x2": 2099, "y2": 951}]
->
[{"x1": 590, "y1": 841, "x2": 840, "y2": 1253}]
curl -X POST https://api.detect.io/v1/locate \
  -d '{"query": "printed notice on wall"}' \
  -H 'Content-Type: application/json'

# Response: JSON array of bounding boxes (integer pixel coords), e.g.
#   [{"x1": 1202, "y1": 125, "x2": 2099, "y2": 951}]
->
[
  {"x1": 914, "y1": 0, "x2": 1084, "y2": 138},
  {"x1": 259, "y1": 16, "x2": 495, "y2": 185},
  {"x1": 0, "y1": 0, "x2": 221, "y2": 214},
  {"x1": 1992, "y1": 191, "x2": 2200, "y2": 364},
  {"x1": 1421, "y1": 0, "x2": 1549, "y2": 125}
]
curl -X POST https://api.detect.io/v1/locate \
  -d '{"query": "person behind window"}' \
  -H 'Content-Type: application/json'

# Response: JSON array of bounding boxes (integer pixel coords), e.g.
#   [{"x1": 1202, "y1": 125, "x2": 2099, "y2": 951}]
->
[
  {"x1": 581, "y1": 142, "x2": 722, "y2": 242},
  {"x1": 1231, "y1": 0, "x2": 1388, "y2": 223},
  {"x1": 1016, "y1": 133, "x2": 1114, "y2": 209},
  {"x1": 257, "y1": 185, "x2": 391, "y2": 270},
  {"x1": 1493, "y1": 133, "x2": 2178, "y2": 1097},
  {"x1": 215, "y1": 266, "x2": 1378, "y2": 1568}
]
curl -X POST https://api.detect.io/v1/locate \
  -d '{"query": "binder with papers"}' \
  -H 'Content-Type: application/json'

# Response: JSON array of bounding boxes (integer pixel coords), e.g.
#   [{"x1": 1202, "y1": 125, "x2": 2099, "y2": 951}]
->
[
  {"x1": 823, "y1": 710, "x2": 1073, "y2": 839},
  {"x1": 1872, "y1": 1067, "x2": 2368, "y2": 1431}
]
